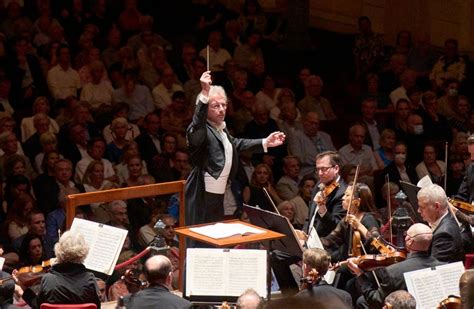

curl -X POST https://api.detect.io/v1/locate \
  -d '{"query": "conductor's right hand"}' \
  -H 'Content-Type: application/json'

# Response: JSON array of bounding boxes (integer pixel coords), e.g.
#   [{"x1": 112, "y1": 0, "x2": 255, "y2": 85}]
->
[{"x1": 200, "y1": 71, "x2": 212, "y2": 97}]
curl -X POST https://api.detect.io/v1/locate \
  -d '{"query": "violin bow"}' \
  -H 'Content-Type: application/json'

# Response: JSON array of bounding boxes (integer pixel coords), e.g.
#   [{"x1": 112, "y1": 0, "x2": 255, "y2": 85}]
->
[
  {"x1": 385, "y1": 174, "x2": 393, "y2": 243},
  {"x1": 444, "y1": 142, "x2": 448, "y2": 192},
  {"x1": 346, "y1": 165, "x2": 360, "y2": 256}
]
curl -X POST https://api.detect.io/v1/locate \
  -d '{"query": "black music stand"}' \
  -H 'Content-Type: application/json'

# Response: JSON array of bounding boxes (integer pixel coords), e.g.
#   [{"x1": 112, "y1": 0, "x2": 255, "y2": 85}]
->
[
  {"x1": 243, "y1": 204, "x2": 303, "y2": 258},
  {"x1": 399, "y1": 181, "x2": 423, "y2": 222}
]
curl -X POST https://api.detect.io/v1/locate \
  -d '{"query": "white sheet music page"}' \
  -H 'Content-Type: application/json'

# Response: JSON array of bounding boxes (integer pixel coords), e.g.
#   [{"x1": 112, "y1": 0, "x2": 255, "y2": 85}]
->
[
  {"x1": 189, "y1": 222, "x2": 265, "y2": 239},
  {"x1": 186, "y1": 248, "x2": 267, "y2": 297},
  {"x1": 70, "y1": 218, "x2": 128, "y2": 275},
  {"x1": 404, "y1": 261, "x2": 464, "y2": 309}
]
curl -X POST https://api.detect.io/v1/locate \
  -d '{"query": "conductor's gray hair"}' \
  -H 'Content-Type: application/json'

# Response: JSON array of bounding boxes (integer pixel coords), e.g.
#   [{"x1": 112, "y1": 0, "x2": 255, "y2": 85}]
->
[{"x1": 208, "y1": 85, "x2": 227, "y2": 103}]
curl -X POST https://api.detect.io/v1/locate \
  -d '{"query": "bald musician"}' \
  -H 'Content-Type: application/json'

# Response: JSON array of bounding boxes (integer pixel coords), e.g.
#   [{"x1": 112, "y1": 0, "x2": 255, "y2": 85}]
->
[
  {"x1": 124, "y1": 255, "x2": 191, "y2": 309},
  {"x1": 347, "y1": 223, "x2": 443, "y2": 309}
]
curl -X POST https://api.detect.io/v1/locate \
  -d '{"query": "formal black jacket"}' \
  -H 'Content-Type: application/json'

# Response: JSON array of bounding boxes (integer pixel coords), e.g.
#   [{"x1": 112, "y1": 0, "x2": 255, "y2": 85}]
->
[
  {"x1": 31, "y1": 263, "x2": 100, "y2": 309},
  {"x1": 125, "y1": 285, "x2": 191, "y2": 309},
  {"x1": 303, "y1": 179, "x2": 348, "y2": 237},
  {"x1": 296, "y1": 280, "x2": 352, "y2": 308},
  {"x1": 185, "y1": 99, "x2": 263, "y2": 225},
  {"x1": 431, "y1": 212, "x2": 464, "y2": 263},
  {"x1": 455, "y1": 162, "x2": 474, "y2": 203},
  {"x1": 135, "y1": 132, "x2": 161, "y2": 166},
  {"x1": 357, "y1": 251, "x2": 443, "y2": 309}
]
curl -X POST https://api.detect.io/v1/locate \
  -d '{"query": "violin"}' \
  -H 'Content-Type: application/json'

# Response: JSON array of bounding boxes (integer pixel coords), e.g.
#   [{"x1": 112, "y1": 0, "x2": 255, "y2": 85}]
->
[
  {"x1": 316, "y1": 181, "x2": 339, "y2": 206},
  {"x1": 331, "y1": 254, "x2": 406, "y2": 272},
  {"x1": 437, "y1": 295, "x2": 461, "y2": 309},
  {"x1": 370, "y1": 237, "x2": 407, "y2": 261},
  {"x1": 299, "y1": 269, "x2": 320, "y2": 290},
  {"x1": 448, "y1": 198, "x2": 474, "y2": 214},
  {"x1": 122, "y1": 269, "x2": 148, "y2": 293},
  {"x1": 0, "y1": 258, "x2": 56, "y2": 287},
  {"x1": 351, "y1": 231, "x2": 362, "y2": 257}
]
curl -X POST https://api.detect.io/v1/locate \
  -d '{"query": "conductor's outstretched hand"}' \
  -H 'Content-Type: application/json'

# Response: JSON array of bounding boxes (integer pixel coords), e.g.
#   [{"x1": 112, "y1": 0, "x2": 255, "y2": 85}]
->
[
  {"x1": 200, "y1": 71, "x2": 212, "y2": 97},
  {"x1": 265, "y1": 131, "x2": 286, "y2": 148}
]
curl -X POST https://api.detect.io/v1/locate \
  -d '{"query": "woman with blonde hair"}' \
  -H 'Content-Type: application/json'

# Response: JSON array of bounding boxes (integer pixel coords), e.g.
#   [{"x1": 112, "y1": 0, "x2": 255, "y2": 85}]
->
[
  {"x1": 374, "y1": 128, "x2": 396, "y2": 169},
  {"x1": 106, "y1": 117, "x2": 130, "y2": 164},
  {"x1": 20, "y1": 96, "x2": 59, "y2": 142},
  {"x1": 243, "y1": 164, "x2": 282, "y2": 212}
]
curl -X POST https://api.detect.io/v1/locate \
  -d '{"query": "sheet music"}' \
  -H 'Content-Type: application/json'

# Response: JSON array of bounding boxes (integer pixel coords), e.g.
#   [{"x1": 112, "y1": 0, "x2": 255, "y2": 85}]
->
[
  {"x1": 189, "y1": 223, "x2": 265, "y2": 239},
  {"x1": 404, "y1": 262, "x2": 464, "y2": 309},
  {"x1": 186, "y1": 248, "x2": 267, "y2": 298},
  {"x1": 306, "y1": 227, "x2": 324, "y2": 250},
  {"x1": 70, "y1": 218, "x2": 128, "y2": 275},
  {"x1": 416, "y1": 175, "x2": 433, "y2": 188}
]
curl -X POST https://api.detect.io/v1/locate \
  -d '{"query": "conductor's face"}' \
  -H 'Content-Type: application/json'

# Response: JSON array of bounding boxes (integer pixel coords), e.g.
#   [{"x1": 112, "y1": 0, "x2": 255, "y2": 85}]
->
[{"x1": 207, "y1": 95, "x2": 227, "y2": 125}]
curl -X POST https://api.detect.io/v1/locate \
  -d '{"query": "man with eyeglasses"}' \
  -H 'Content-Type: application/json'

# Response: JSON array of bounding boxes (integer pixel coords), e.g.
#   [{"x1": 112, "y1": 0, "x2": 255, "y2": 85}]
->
[
  {"x1": 347, "y1": 223, "x2": 443, "y2": 308},
  {"x1": 304, "y1": 151, "x2": 347, "y2": 238},
  {"x1": 185, "y1": 71, "x2": 285, "y2": 226}
]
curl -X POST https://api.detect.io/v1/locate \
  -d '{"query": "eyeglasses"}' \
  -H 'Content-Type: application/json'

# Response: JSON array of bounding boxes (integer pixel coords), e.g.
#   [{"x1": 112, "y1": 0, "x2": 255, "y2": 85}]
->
[
  {"x1": 315, "y1": 166, "x2": 334, "y2": 173},
  {"x1": 209, "y1": 103, "x2": 228, "y2": 110}
]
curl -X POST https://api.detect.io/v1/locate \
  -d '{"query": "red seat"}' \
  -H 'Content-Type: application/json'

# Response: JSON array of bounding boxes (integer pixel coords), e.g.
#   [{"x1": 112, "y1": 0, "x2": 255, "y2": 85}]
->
[
  {"x1": 466, "y1": 253, "x2": 474, "y2": 269},
  {"x1": 40, "y1": 304, "x2": 97, "y2": 309}
]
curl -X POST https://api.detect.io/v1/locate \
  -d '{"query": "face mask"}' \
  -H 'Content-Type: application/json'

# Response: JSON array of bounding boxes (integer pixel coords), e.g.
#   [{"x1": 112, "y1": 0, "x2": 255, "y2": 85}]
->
[
  {"x1": 413, "y1": 125, "x2": 423, "y2": 135},
  {"x1": 394, "y1": 153, "x2": 406, "y2": 164},
  {"x1": 448, "y1": 88, "x2": 458, "y2": 97}
]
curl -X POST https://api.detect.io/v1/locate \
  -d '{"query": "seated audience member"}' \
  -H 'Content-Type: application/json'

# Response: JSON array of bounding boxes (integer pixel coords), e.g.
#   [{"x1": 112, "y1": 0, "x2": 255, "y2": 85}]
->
[
  {"x1": 338, "y1": 123, "x2": 378, "y2": 186},
  {"x1": 419, "y1": 90, "x2": 452, "y2": 144},
  {"x1": 417, "y1": 184, "x2": 464, "y2": 262},
  {"x1": 448, "y1": 96, "x2": 471, "y2": 135},
  {"x1": 5, "y1": 192, "x2": 35, "y2": 241},
  {"x1": 446, "y1": 154, "x2": 465, "y2": 197},
  {"x1": 183, "y1": 56, "x2": 207, "y2": 105},
  {"x1": 34, "y1": 159, "x2": 84, "y2": 214},
  {"x1": 348, "y1": 223, "x2": 442, "y2": 308},
  {"x1": 0, "y1": 132, "x2": 34, "y2": 180},
  {"x1": 58, "y1": 123, "x2": 89, "y2": 168},
  {"x1": 387, "y1": 98, "x2": 411, "y2": 140},
  {"x1": 112, "y1": 70, "x2": 155, "y2": 124},
  {"x1": 82, "y1": 160, "x2": 116, "y2": 192},
  {"x1": 437, "y1": 78, "x2": 461, "y2": 120},
  {"x1": 236, "y1": 289, "x2": 264, "y2": 309},
  {"x1": 13, "y1": 210, "x2": 55, "y2": 260},
  {"x1": 296, "y1": 248, "x2": 352, "y2": 307},
  {"x1": 379, "y1": 142, "x2": 418, "y2": 189},
  {"x1": 290, "y1": 175, "x2": 315, "y2": 227},
  {"x1": 277, "y1": 200, "x2": 300, "y2": 229},
  {"x1": 3, "y1": 175, "x2": 33, "y2": 215},
  {"x1": 122, "y1": 155, "x2": 145, "y2": 187},
  {"x1": 403, "y1": 114, "x2": 426, "y2": 166},
  {"x1": 19, "y1": 234, "x2": 46, "y2": 267},
  {"x1": 298, "y1": 75, "x2": 337, "y2": 121},
  {"x1": 80, "y1": 60, "x2": 114, "y2": 111},
  {"x1": 115, "y1": 142, "x2": 148, "y2": 184},
  {"x1": 103, "y1": 103, "x2": 140, "y2": 144},
  {"x1": 374, "y1": 129, "x2": 396, "y2": 169},
  {"x1": 384, "y1": 290, "x2": 416, "y2": 309},
  {"x1": 106, "y1": 117, "x2": 131, "y2": 164},
  {"x1": 233, "y1": 31, "x2": 263, "y2": 71},
  {"x1": 75, "y1": 137, "x2": 117, "y2": 183},
  {"x1": 276, "y1": 155, "x2": 301, "y2": 201},
  {"x1": 135, "y1": 111, "x2": 162, "y2": 166},
  {"x1": 450, "y1": 132, "x2": 470, "y2": 167},
  {"x1": 24, "y1": 232, "x2": 101, "y2": 308},
  {"x1": 243, "y1": 164, "x2": 282, "y2": 212},
  {"x1": 415, "y1": 143, "x2": 446, "y2": 185},
  {"x1": 20, "y1": 97, "x2": 59, "y2": 143},
  {"x1": 46, "y1": 44, "x2": 81, "y2": 100},
  {"x1": 199, "y1": 30, "x2": 231, "y2": 72},
  {"x1": 288, "y1": 112, "x2": 335, "y2": 177},
  {"x1": 124, "y1": 255, "x2": 192, "y2": 308},
  {"x1": 406, "y1": 87, "x2": 423, "y2": 114},
  {"x1": 160, "y1": 91, "x2": 192, "y2": 144},
  {"x1": 363, "y1": 73, "x2": 391, "y2": 113},
  {"x1": 430, "y1": 39, "x2": 466, "y2": 90},
  {"x1": 34, "y1": 132, "x2": 60, "y2": 173},
  {"x1": 389, "y1": 69, "x2": 417, "y2": 105},
  {"x1": 360, "y1": 98, "x2": 383, "y2": 150},
  {"x1": 108, "y1": 200, "x2": 130, "y2": 228},
  {"x1": 152, "y1": 67, "x2": 184, "y2": 110},
  {"x1": 271, "y1": 89, "x2": 303, "y2": 135},
  {"x1": 256, "y1": 74, "x2": 281, "y2": 111}
]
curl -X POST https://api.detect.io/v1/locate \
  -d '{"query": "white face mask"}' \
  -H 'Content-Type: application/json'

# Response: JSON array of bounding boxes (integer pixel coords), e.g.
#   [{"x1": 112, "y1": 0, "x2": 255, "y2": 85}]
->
[
  {"x1": 394, "y1": 153, "x2": 406, "y2": 164},
  {"x1": 413, "y1": 125, "x2": 423, "y2": 135}
]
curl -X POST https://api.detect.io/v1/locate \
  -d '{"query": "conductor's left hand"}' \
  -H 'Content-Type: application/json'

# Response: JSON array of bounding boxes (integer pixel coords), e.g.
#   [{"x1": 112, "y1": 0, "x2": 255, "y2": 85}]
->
[{"x1": 265, "y1": 131, "x2": 286, "y2": 148}]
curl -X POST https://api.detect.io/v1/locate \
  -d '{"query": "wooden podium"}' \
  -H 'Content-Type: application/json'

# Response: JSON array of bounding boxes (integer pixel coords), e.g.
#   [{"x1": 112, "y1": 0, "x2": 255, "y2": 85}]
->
[{"x1": 175, "y1": 219, "x2": 285, "y2": 300}]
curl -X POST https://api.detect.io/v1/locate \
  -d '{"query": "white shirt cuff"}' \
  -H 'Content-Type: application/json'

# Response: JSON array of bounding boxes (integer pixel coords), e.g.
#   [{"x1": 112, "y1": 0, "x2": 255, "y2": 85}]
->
[
  {"x1": 197, "y1": 93, "x2": 209, "y2": 104},
  {"x1": 262, "y1": 138, "x2": 268, "y2": 153}
]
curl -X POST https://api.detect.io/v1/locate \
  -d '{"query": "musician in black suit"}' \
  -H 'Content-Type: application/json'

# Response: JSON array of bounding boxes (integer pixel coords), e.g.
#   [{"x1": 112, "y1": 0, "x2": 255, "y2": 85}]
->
[
  {"x1": 417, "y1": 184, "x2": 464, "y2": 263},
  {"x1": 185, "y1": 71, "x2": 285, "y2": 226},
  {"x1": 348, "y1": 223, "x2": 444, "y2": 309},
  {"x1": 125, "y1": 255, "x2": 191, "y2": 309},
  {"x1": 455, "y1": 134, "x2": 474, "y2": 203},
  {"x1": 296, "y1": 248, "x2": 352, "y2": 308},
  {"x1": 303, "y1": 151, "x2": 347, "y2": 238}
]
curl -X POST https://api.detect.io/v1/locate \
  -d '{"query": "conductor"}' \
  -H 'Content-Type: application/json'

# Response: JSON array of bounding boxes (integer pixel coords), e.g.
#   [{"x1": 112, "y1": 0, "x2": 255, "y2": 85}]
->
[{"x1": 185, "y1": 71, "x2": 286, "y2": 226}]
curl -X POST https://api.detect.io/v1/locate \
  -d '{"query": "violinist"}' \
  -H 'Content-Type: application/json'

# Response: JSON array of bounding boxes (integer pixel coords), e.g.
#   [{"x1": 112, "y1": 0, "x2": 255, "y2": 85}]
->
[
  {"x1": 321, "y1": 182, "x2": 380, "y2": 263},
  {"x1": 295, "y1": 248, "x2": 352, "y2": 308},
  {"x1": 347, "y1": 223, "x2": 443, "y2": 309},
  {"x1": 19, "y1": 234, "x2": 45, "y2": 267},
  {"x1": 22, "y1": 231, "x2": 100, "y2": 309},
  {"x1": 304, "y1": 151, "x2": 347, "y2": 238}
]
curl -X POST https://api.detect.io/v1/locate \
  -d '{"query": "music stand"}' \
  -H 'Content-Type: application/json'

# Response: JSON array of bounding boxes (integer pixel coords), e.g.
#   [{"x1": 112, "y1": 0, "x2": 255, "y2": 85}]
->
[
  {"x1": 399, "y1": 181, "x2": 423, "y2": 222},
  {"x1": 243, "y1": 204, "x2": 303, "y2": 258}
]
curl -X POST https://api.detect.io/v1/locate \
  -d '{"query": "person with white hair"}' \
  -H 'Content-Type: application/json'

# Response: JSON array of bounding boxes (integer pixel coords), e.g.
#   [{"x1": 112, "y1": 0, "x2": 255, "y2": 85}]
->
[
  {"x1": 416, "y1": 184, "x2": 464, "y2": 262},
  {"x1": 25, "y1": 231, "x2": 100, "y2": 308}
]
